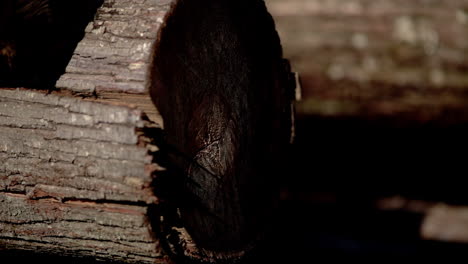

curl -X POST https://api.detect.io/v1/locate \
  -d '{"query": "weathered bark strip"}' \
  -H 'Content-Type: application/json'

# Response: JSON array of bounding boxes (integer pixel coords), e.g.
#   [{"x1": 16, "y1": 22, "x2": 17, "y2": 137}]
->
[
  {"x1": 0, "y1": 89, "x2": 165, "y2": 263},
  {"x1": 266, "y1": 0, "x2": 468, "y2": 124},
  {"x1": 0, "y1": 89, "x2": 162, "y2": 203},
  {"x1": 0, "y1": 193, "x2": 164, "y2": 264},
  {"x1": 56, "y1": 0, "x2": 173, "y2": 94}
]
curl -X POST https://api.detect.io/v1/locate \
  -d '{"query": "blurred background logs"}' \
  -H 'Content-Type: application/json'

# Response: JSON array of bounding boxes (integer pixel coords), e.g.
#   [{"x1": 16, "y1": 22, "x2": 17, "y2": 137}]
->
[
  {"x1": 263, "y1": 0, "x2": 468, "y2": 260},
  {"x1": 2, "y1": 0, "x2": 468, "y2": 261}
]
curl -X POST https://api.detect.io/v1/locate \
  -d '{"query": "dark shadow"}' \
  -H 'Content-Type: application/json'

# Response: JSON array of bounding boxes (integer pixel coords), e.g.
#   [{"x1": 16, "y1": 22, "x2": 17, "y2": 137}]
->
[
  {"x1": 264, "y1": 114, "x2": 468, "y2": 261},
  {"x1": 0, "y1": 0, "x2": 104, "y2": 89},
  {"x1": 285, "y1": 114, "x2": 468, "y2": 199}
]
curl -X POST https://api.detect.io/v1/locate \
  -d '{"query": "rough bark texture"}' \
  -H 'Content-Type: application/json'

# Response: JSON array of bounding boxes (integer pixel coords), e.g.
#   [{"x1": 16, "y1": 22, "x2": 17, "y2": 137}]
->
[
  {"x1": 266, "y1": 0, "x2": 468, "y2": 124},
  {"x1": 56, "y1": 0, "x2": 174, "y2": 94},
  {"x1": 1, "y1": 0, "x2": 295, "y2": 263},
  {"x1": 0, "y1": 89, "x2": 166, "y2": 264},
  {"x1": 56, "y1": 0, "x2": 294, "y2": 261}
]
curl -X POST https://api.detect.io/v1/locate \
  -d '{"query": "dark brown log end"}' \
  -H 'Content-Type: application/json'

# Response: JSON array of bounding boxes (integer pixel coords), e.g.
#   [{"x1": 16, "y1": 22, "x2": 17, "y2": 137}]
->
[
  {"x1": 149, "y1": 0, "x2": 293, "y2": 261},
  {"x1": 1, "y1": 0, "x2": 294, "y2": 262}
]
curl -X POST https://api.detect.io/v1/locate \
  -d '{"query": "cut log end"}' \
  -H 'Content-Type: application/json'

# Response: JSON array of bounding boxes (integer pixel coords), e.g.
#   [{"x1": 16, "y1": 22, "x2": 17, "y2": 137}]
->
[
  {"x1": 149, "y1": 0, "x2": 292, "y2": 261},
  {"x1": 1, "y1": 0, "x2": 295, "y2": 262}
]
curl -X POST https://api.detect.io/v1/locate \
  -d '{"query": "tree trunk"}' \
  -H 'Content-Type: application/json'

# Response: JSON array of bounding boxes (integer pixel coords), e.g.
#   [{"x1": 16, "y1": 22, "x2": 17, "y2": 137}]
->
[{"x1": 0, "y1": 0, "x2": 295, "y2": 263}]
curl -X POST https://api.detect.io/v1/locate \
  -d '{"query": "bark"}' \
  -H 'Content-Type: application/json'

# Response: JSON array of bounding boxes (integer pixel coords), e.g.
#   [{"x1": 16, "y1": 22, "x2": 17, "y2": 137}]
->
[
  {"x1": 266, "y1": 0, "x2": 468, "y2": 125},
  {"x1": 56, "y1": 0, "x2": 172, "y2": 94},
  {"x1": 58, "y1": 0, "x2": 295, "y2": 261},
  {"x1": 0, "y1": 89, "x2": 165, "y2": 263},
  {"x1": 1, "y1": 0, "x2": 295, "y2": 262}
]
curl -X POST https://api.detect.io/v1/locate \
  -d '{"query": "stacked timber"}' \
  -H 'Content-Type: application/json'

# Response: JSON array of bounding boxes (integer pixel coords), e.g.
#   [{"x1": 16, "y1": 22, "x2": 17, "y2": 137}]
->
[
  {"x1": 0, "y1": 0, "x2": 295, "y2": 263},
  {"x1": 266, "y1": 0, "x2": 468, "y2": 125}
]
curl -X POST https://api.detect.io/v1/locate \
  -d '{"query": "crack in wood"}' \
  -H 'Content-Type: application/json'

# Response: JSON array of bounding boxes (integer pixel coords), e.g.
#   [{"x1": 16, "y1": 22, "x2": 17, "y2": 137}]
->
[
  {"x1": 0, "y1": 218, "x2": 145, "y2": 230},
  {"x1": 0, "y1": 236, "x2": 163, "y2": 259},
  {"x1": 39, "y1": 234, "x2": 155, "y2": 246},
  {"x1": 1, "y1": 191, "x2": 154, "y2": 207}
]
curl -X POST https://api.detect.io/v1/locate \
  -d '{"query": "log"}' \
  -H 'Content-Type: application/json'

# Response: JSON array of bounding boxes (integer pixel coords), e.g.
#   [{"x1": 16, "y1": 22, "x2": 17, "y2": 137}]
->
[
  {"x1": 377, "y1": 196, "x2": 468, "y2": 244},
  {"x1": 1, "y1": 0, "x2": 295, "y2": 263},
  {"x1": 422, "y1": 204, "x2": 468, "y2": 243},
  {"x1": 0, "y1": 89, "x2": 165, "y2": 263},
  {"x1": 55, "y1": 0, "x2": 168, "y2": 94},
  {"x1": 149, "y1": 1, "x2": 293, "y2": 260},
  {"x1": 266, "y1": 0, "x2": 468, "y2": 125}
]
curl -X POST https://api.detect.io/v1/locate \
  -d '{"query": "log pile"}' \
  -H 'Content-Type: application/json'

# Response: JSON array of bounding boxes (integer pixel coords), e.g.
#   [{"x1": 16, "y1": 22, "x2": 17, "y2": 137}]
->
[
  {"x1": 0, "y1": 0, "x2": 295, "y2": 263},
  {"x1": 266, "y1": 0, "x2": 468, "y2": 125}
]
